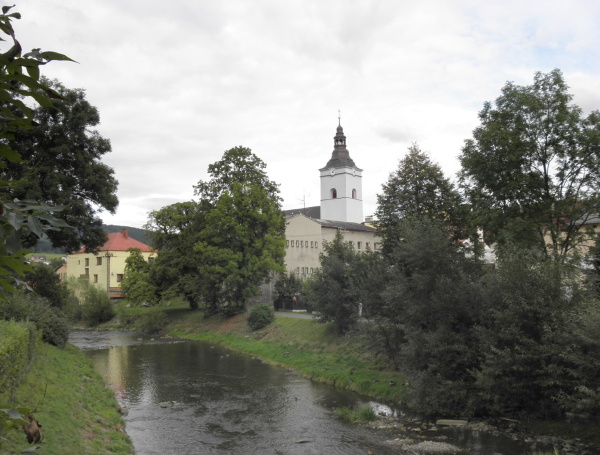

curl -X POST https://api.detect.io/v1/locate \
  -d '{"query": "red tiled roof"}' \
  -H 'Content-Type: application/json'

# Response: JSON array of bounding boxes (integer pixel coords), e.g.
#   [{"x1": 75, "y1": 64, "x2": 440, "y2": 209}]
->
[{"x1": 77, "y1": 229, "x2": 154, "y2": 253}]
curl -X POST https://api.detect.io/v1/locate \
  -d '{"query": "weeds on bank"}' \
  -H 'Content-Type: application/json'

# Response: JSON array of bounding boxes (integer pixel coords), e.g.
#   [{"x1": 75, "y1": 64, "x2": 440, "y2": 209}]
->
[{"x1": 336, "y1": 406, "x2": 378, "y2": 423}]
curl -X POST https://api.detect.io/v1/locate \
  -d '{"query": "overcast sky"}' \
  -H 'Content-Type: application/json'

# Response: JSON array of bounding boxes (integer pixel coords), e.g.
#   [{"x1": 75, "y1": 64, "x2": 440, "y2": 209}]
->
[{"x1": 14, "y1": 0, "x2": 600, "y2": 228}]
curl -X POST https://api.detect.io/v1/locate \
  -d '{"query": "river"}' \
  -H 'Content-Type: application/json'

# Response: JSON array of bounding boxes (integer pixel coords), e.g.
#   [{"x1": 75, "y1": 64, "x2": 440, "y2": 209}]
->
[{"x1": 70, "y1": 330, "x2": 530, "y2": 455}]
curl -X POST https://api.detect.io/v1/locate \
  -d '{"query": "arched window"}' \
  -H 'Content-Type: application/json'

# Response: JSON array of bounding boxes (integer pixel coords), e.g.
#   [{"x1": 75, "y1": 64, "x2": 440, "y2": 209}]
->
[
  {"x1": 352, "y1": 189, "x2": 357, "y2": 199},
  {"x1": 331, "y1": 188, "x2": 337, "y2": 199}
]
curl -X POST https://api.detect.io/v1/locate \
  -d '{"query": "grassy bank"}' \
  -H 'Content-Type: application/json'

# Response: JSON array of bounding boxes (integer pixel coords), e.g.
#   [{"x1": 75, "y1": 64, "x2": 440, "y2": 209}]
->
[{"x1": 0, "y1": 343, "x2": 134, "y2": 455}]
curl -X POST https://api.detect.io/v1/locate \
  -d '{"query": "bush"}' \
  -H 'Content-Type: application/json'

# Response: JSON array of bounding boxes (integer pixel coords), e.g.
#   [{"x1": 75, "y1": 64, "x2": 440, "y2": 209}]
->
[
  {"x1": 0, "y1": 293, "x2": 69, "y2": 348},
  {"x1": 336, "y1": 406, "x2": 377, "y2": 423},
  {"x1": 138, "y1": 312, "x2": 168, "y2": 334},
  {"x1": 81, "y1": 286, "x2": 115, "y2": 327},
  {"x1": 247, "y1": 304, "x2": 275, "y2": 331},
  {"x1": 0, "y1": 320, "x2": 36, "y2": 395}
]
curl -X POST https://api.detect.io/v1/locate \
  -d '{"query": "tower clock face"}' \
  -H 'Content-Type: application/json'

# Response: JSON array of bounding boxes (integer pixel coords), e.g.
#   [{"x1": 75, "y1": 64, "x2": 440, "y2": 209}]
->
[{"x1": 330, "y1": 169, "x2": 336, "y2": 175}]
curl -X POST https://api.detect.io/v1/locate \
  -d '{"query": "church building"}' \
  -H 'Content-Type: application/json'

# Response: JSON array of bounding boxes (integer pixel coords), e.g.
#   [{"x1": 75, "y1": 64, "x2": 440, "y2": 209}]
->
[{"x1": 282, "y1": 119, "x2": 379, "y2": 280}]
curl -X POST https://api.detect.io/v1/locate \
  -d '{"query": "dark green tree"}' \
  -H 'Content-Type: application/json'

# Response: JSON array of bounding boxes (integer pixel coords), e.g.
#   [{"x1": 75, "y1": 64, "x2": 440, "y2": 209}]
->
[
  {"x1": 24, "y1": 262, "x2": 69, "y2": 309},
  {"x1": 376, "y1": 144, "x2": 465, "y2": 253},
  {"x1": 121, "y1": 248, "x2": 156, "y2": 306},
  {"x1": 146, "y1": 201, "x2": 205, "y2": 309},
  {"x1": 306, "y1": 230, "x2": 361, "y2": 334},
  {"x1": 3, "y1": 77, "x2": 118, "y2": 253},
  {"x1": 459, "y1": 69, "x2": 600, "y2": 259},
  {"x1": 274, "y1": 272, "x2": 303, "y2": 310}
]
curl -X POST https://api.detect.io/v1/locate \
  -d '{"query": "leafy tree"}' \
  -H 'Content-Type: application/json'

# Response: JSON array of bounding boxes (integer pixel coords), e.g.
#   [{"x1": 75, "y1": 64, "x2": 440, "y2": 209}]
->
[
  {"x1": 459, "y1": 69, "x2": 600, "y2": 259},
  {"x1": 0, "y1": 6, "x2": 72, "y2": 297},
  {"x1": 194, "y1": 155, "x2": 286, "y2": 314},
  {"x1": 306, "y1": 230, "x2": 361, "y2": 334},
  {"x1": 24, "y1": 262, "x2": 69, "y2": 309},
  {"x1": 3, "y1": 77, "x2": 118, "y2": 253},
  {"x1": 146, "y1": 201, "x2": 205, "y2": 309},
  {"x1": 376, "y1": 217, "x2": 483, "y2": 415},
  {"x1": 376, "y1": 144, "x2": 465, "y2": 253},
  {"x1": 121, "y1": 248, "x2": 156, "y2": 306}
]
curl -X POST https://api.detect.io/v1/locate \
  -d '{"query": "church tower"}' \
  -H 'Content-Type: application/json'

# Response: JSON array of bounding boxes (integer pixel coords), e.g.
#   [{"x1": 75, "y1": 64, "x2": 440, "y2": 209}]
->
[{"x1": 319, "y1": 119, "x2": 363, "y2": 223}]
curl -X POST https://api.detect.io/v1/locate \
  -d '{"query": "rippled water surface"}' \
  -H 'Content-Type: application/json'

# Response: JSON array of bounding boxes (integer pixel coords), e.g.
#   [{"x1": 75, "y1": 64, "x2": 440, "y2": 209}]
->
[{"x1": 70, "y1": 330, "x2": 527, "y2": 455}]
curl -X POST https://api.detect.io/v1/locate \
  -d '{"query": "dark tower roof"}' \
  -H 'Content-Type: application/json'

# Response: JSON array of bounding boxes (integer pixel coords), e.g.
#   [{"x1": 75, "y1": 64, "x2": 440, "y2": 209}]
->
[{"x1": 321, "y1": 120, "x2": 357, "y2": 170}]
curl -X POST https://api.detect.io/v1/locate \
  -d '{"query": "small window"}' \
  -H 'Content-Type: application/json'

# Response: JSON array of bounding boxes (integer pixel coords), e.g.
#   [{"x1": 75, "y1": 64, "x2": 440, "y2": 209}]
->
[
  {"x1": 296, "y1": 267, "x2": 300, "y2": 274},
  {"x1": 366, "y1": 242, "x2": 370, "y2": 250},
  {"x1": 84, "y1": 268, "x2": 89, "y2": 277},
  {"x1": 315, "y1": 242, "x2": 319, "y2": 249},
  {"x1": 96, "y1": 257, "x2": 102, "y2": 266},
  {"x1": 296, "y1": 240, "x2": 299, "y2": 247},
  {"x1": 286, "y1": 240, "x2": 289, "y2": 247},
  {"x1": 301, "y1": 241, "x2": 304, "y2": 248},
  {"x1": 116, "y1": 274, "x2": 124, "y2": 283},
  {"x1": 93, "y1": 274, "x2": 98, "y2": 283},
  {"x1": 357, "y1": 241, "x2": 362, "y2": 250},
  {"x1": 148, "y1": 257, "x2": 155, "y2": 263},
  {"x1": 374, "y1": 243, "x2": 379, "y2": 250},
  {"x1": 85, "y1": 258, "x2": 90, "y2": 266},
  {"x1": 331, "y1": 188, "x2": 337, "y2": 199},
  {"x1": 352, "y1": 189, "x2": 357, "y2": 199}
]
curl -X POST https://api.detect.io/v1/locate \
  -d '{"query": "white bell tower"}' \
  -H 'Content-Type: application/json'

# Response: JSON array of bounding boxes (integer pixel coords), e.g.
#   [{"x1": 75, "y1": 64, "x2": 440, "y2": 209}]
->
[{"x1": 319, "y1": 116, "x2": 363, "y2": 223}]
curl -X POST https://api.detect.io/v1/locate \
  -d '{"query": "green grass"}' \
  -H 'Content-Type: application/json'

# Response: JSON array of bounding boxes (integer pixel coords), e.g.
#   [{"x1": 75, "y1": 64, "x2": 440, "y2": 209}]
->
[
  {"x1": 0, "y1": 343, "x2": 134, "y2": 455},
  {"x1": 336, "y1": 405, "x2": 378, "y2": 423}
]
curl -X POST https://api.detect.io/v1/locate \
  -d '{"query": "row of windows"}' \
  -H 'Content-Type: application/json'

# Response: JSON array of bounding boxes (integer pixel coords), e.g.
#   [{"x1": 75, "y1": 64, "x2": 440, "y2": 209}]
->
[
  {"x1": 79, "y1": 256, "x2": 155, "y2": 266},
  {"x1": 287, "y1": 240, "x2": 319, "y2": 249},
  {"x1": 330, "y1": 188, "x2": 357, "y2": 199},
  {"x1": 81, "y1": 271, "x2": 123, "y2": 283},
  {"x1": 295, "y1": 267, "x2": 316, "y2": 275},
  {"x1": 347, "y1": 241, "x2": 378, "y2": 250}
]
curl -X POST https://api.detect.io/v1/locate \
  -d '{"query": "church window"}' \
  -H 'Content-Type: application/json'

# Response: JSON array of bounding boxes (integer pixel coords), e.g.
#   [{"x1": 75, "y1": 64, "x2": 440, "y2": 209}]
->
[
  {"x1": 296, "y1": 240, "x2": 299, "y2": 247},
  {"x1": 352, "y1": 189, "x2": 357, "y2": 199},
  {"x1": 374, "y1": 243, "x2": 379, "y2": 250},
  {"x1": 286, "y1": 240, "x2": 289, "y2": 247},
  {"x1": 331, "y1": 188, "x2": 337, "y2": 199},
  {"x1": 357, "y1": 241, "x2": 362, "y2": 250},
  {"x1": 366, "y1": 242, "x2": 370, "y2": 250},
  {"x1": 315, "y1": 242, "x2": 319, "y2": 248}
]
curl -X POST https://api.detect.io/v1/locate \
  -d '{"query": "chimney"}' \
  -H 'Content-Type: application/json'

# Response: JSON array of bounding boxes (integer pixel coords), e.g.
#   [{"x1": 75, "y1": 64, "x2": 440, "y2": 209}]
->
[{"x1": 122, "y1": 228, "x2": 128, "y2": 239}]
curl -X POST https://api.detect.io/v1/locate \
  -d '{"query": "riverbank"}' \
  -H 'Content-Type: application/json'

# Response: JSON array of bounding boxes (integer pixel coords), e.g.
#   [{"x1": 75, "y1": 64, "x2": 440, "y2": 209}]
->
[
  {"x1": 0, "y1": 343, "x2": 134, "y2": 455},
  {"x1": 105, "y1": 304, "x2": 600, "y2": 454}
]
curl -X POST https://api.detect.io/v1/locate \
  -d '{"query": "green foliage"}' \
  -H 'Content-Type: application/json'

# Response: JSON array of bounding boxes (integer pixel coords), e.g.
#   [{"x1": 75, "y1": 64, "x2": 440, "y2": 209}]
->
[
  {"x1": 459, "y1": 69, "x2": 600, "y2": 259},
  {"x1": 3, "y1": 77, "x2": 118, "y2": 253},
  {"x1": 247, "y1": 303, "x2": 275, "y2": 331},
  {"x1": 80, "y1": 284, "x2": 115, "y2": 327},
  {"x1": 137, "y1": 311, "x2": 168, "y2": 334},
  {"x1": 0, "y1": 320, "x2": 35, "y2": 395},
  {"x1": 121, "y1": 248, "x2": 157, "y2": 306},
  {"x1": 0, "y1": 292, "x2": 68, "y2": 348},
  {"x1": 0, "y1": 6, "x2": 73, "y2": 298},
  {"x1": 306, "y1": 230, "x2": 361, "y2": 334},
  {"x1": 376, "y1": 144, "x2": 466, "y2": 252},
  {"x1": 25, "y1": 262, "x2": 69, "y2": 308}
]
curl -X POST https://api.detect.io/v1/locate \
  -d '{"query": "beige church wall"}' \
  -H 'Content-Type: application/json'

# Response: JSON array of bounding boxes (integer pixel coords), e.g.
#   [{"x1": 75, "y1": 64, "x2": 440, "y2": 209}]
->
[{"x1": 285, "y1": 215, "x2": 322, "y2": 276}]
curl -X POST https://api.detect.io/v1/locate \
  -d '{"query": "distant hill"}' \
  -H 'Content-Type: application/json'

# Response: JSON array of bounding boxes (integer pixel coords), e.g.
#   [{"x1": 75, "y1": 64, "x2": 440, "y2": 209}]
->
[{"x1": 103, "y1": 225, "x2": 154, "y2": 247}]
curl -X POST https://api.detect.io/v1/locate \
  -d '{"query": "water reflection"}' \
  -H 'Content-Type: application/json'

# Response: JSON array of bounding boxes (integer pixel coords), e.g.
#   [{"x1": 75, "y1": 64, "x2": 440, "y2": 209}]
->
[{"x1": 70, "y1": 330, "x2": 527, "y2": 455}]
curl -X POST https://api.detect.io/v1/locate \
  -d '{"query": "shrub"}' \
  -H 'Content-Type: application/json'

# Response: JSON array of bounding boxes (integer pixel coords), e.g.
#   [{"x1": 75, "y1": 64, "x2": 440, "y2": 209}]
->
[
  {"x1": 0, "y1": 320, "x2": 36, "y2": 395},
  {"x1": 81, "y1": 286, "x2": 115, "y2": 327},
  {"x1": 0, "y1": 293, "x2": 69, "y2": 348},
  {"x1": 247, "y1": 304, "x2": 275, "y2": 331},
  {"x1": 138, "y1": 312, "x2": 168, "y2": 334},
  {"x1": 335, "y1": 406, "x2": 377, "y2": 423}
]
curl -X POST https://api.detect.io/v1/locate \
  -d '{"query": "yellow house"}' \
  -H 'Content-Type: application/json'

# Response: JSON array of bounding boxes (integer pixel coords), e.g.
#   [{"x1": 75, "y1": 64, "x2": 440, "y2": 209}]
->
[{"x1": 66, "y1": 229, "x2": 155, "y2": 298}]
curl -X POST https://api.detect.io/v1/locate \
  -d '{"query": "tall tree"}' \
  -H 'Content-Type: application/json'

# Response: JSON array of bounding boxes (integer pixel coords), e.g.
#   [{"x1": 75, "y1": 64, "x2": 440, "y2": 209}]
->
[
  {"x1": 376, "y1": 144, "x2": 465, "y2": 252},
  {"x1": 145, "y1": 147, "x2": 285, "y2": 313},
  {"x1": 459, "y1": 69, "x2": 600, "y2": 259},
  {"x1": 121, "y1": 248, "x2": 156, "y2": 306},
  {"x1": 194, "y1": 147, "x2": 285, "y2": 314},
  {"x1": 3, "y1": 77, "x2": 118, "y2": 253}
]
